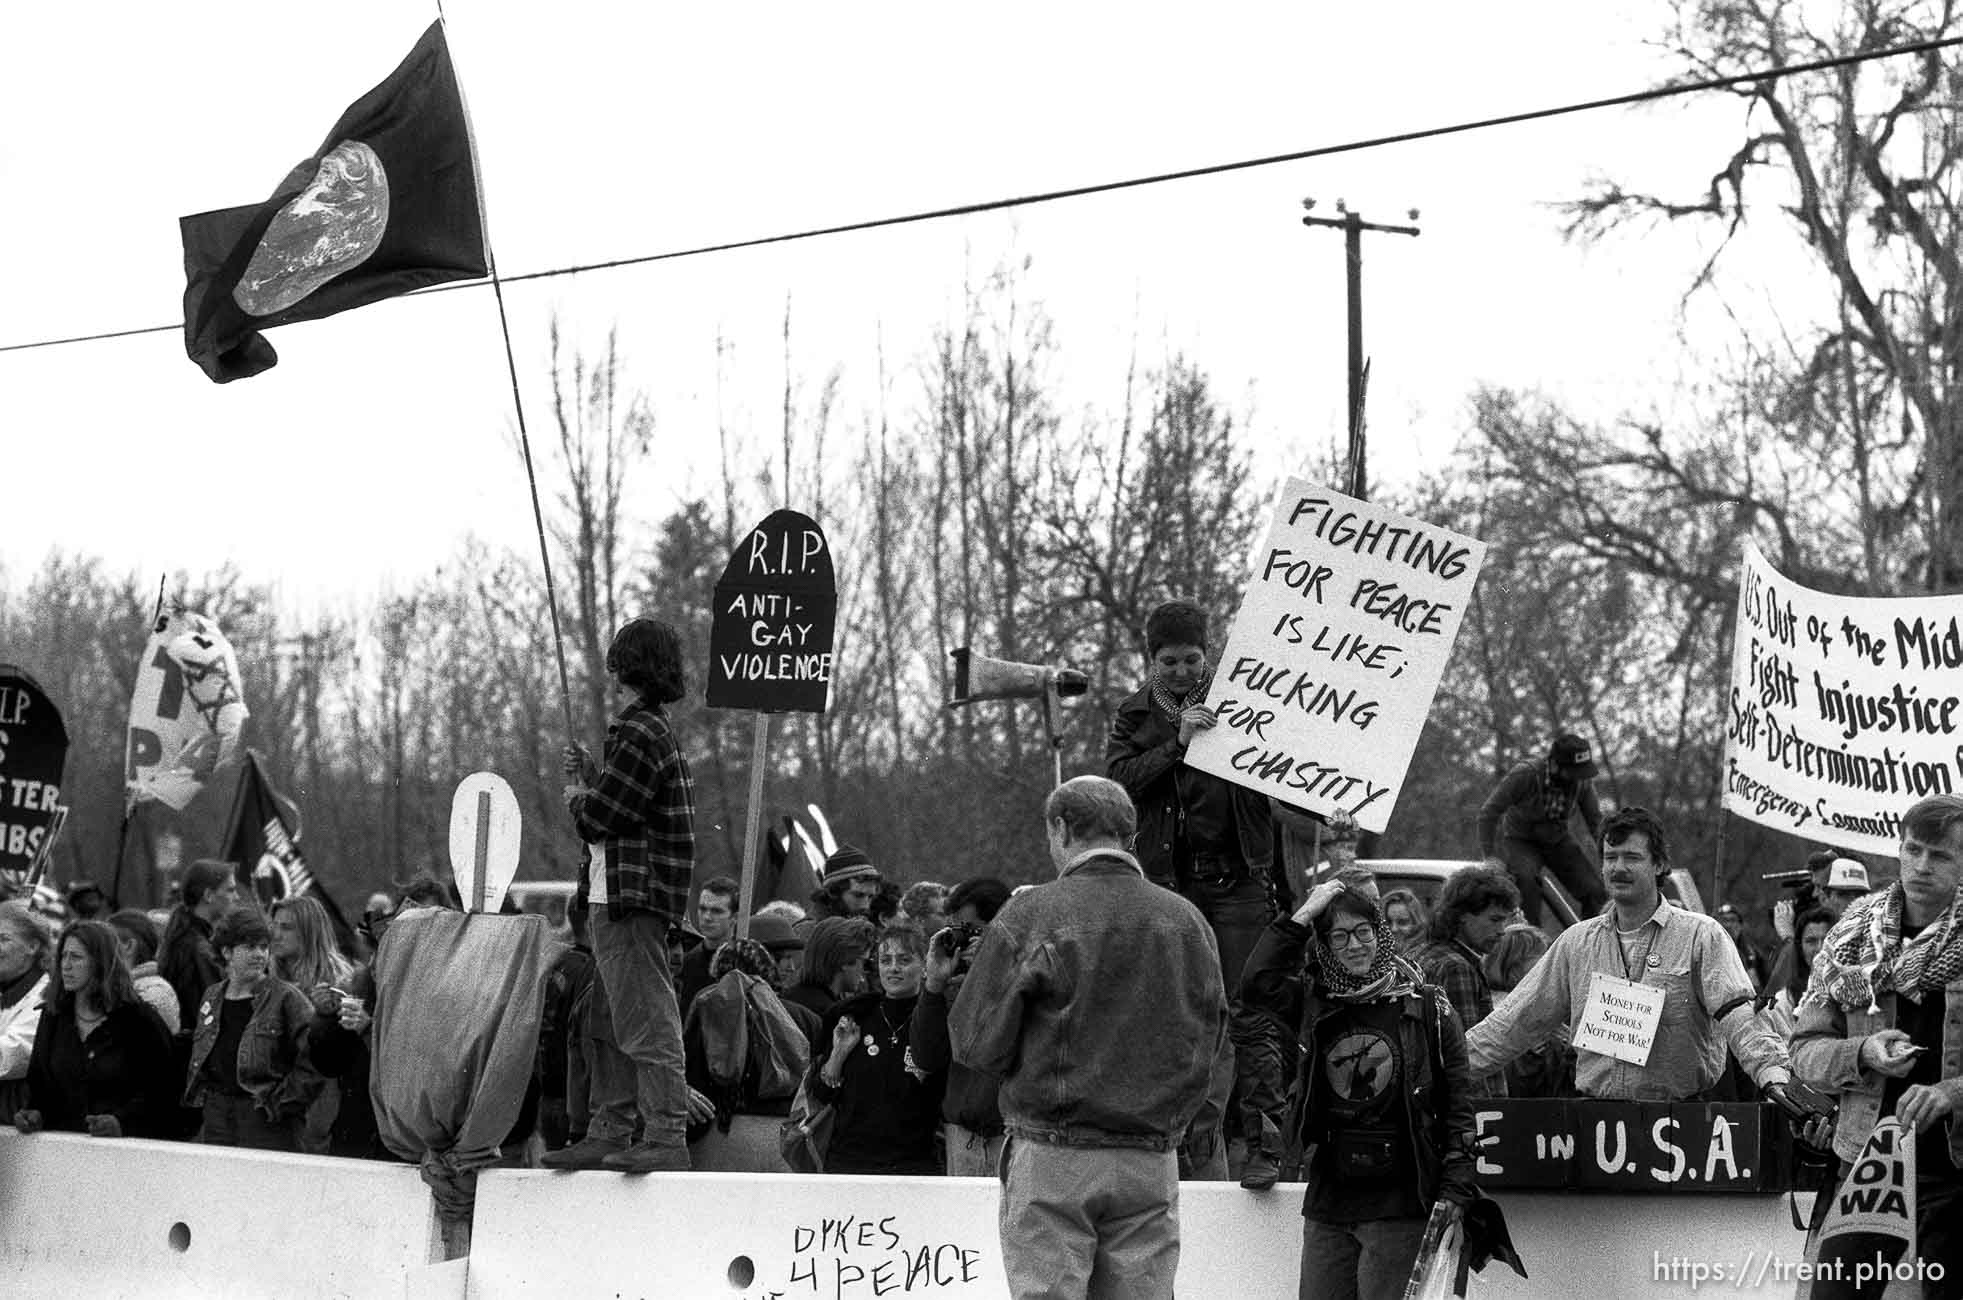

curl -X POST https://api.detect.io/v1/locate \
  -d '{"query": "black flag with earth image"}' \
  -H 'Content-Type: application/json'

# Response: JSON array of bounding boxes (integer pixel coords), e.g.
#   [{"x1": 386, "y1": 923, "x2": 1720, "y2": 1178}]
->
[
  {"x1": 180, "y1": 21, "x2": 487, "y2": 382},
  {"x1": 222, "y1": 749, "x2": 357, "y2": 952}
]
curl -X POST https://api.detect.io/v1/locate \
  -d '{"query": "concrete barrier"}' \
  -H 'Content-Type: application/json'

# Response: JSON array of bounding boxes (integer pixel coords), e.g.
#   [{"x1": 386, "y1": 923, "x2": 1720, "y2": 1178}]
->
[
  {"x1": 465, "y1": 1169, "x2": 1823, "y2": 1299},
  {"x1": 0, "y1": 1127, "x2": 1872, "y2": 1299},
  {"x1": 0, "y1": 1128, "x2": 444, "y2": 1299}
]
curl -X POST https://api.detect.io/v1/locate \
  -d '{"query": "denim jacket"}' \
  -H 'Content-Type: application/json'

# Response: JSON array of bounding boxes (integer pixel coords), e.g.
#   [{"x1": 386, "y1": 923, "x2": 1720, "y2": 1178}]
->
[
  {"x1": 1242, "y1": 918, "x2": 1479, "y2": 1207},
  {"x1": 949, "y1": 850, "x2": 1230, "y2": 1148},
  {"x1": 1791, "y1": 975, "x2": 1963, "y2": 1167},
  {"x1": 183, "y1": 977, "x2": 324, "y2": 1123}
]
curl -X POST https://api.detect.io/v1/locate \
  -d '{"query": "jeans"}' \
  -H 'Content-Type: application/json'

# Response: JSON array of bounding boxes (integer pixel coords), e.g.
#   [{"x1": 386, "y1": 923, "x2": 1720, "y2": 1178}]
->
[
  {"x1": 1299, "y1": 1216, "x2": 1429, "y2": 1300},
  {"x1": 1497, "y1": 834, "x2": 1605, "y2": 925},
  {"x1": 200, "y1": 1092, "x2": 298, "y2": 1152},
  {"x1": 946, "y1": 1121, "x2": 1005, "y2": 1177},
  {"x1": 1000, "y1": 1137, "x2": 1181, "y2": 1300},
  {"x1": 1181, "y1": 876, "x2": 1275, "y2": 1171},
  {"x1": 590, "y1": 909, "x2": 688, "y2": 1147}
]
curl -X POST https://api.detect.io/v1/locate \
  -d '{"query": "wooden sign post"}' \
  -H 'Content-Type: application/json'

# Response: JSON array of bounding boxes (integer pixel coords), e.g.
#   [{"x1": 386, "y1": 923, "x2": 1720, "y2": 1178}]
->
[{"x1": 705, "y1": 510, "x2": 837, "y2": 937}]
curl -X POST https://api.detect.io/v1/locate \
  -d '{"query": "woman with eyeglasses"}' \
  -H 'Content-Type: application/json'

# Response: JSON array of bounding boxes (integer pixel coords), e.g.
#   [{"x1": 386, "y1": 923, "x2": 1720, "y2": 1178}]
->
[{"x1": 1242, "y1": 880, "x2": 1478, "y2": 1300}]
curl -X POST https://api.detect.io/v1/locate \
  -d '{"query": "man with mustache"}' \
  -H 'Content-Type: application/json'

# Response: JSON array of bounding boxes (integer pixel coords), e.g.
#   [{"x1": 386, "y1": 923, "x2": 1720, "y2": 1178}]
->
[
  {"x1": 1792, "y1": 794, "x2": 1963, "y2": 1298},
  {"x1": 1463, "y1": 807, "x2": 1797, "y2": 1108}
]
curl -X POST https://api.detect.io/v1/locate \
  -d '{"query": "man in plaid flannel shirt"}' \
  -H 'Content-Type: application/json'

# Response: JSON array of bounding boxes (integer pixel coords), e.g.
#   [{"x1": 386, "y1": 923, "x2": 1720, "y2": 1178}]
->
[
  {"x1": 1417, "y1": 864, "x2": 1520, "y2": 1097},
  {"x1": 549, "y1": 617, "x2": 698, "y2": 1174}
]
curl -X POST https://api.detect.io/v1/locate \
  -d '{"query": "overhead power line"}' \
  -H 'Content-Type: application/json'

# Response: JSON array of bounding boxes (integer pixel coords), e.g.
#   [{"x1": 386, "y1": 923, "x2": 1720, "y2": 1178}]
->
[{"x1": 5, "y1": 32, "x2": 1959, "y2": 359}]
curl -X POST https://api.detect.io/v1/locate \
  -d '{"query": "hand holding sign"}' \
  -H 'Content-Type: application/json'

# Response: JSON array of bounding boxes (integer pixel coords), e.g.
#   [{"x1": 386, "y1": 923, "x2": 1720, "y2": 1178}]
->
[
  {"x1": 1184, "y1": 483, "x2": 1485, "y2": 832},
  {"x1": 449, "y1": 772, "x2": 520, "y2": 914}
]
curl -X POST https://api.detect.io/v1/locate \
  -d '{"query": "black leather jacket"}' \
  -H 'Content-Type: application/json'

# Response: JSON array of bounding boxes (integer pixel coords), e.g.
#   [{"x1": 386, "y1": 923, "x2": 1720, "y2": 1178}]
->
[
  {"x1": 1105, "y1": 686, "x2": 1276, "y2": 889},
  {"x1": 1241, "y1": 918, "x2": 1479, "y2": 1209}
]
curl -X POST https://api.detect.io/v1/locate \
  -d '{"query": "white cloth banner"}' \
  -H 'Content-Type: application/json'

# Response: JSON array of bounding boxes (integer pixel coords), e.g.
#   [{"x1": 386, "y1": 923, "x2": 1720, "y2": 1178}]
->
[
  {"x1": 1723, "y1": 541, "x2": 1963, "y2": 855},
  {"x1": 1186, "y1": 482, "x2": 1486, "y2": 832},
  {"x1": 125, "y1": 608, "x2": 249, "y2": 811}
]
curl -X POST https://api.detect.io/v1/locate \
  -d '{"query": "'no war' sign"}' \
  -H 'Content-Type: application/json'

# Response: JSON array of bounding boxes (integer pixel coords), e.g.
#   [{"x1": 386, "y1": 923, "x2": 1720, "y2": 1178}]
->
[{"x1": 707, "y1": 510, "x2": 837, "y2": 714}]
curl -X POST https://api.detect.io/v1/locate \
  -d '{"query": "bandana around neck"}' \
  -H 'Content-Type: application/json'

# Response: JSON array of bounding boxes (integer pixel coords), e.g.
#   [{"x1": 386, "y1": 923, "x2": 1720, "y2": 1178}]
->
[
  {"x1": 1151, "y1": 662, "x2": 1215, "y2": 722},
  {"x1": 1811, "y1": 884, "x2": 1963, "y2": 1013},
  {"x1": 1308, "y1": 912, "x2": 1414, "y2": 1002}
]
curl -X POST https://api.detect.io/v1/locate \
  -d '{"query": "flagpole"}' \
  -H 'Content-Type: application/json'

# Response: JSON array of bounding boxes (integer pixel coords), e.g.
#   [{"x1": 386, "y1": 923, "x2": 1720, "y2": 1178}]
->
[
  {"x1": 109, "y1": 575, "x2": 171, "y2": 909},
  {"x1": 440, "y1": 10, "x2": 577, "y2": 739},
  {"x1": 490, "y1": 277, "x2": 577, "y2": 739}
]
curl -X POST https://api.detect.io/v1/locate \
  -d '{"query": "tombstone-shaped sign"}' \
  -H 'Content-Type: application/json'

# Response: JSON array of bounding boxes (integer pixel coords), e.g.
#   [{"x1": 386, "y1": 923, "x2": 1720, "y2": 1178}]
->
[
  {"x1": 450, "y1": 772, "x2": 521, "y2": 913},
  {"x1": 0, "y1": 666, "x2": 68, "y2": 874},
  {"x1": 707, "y1": 509, "x2": 838, "y2": 713}
]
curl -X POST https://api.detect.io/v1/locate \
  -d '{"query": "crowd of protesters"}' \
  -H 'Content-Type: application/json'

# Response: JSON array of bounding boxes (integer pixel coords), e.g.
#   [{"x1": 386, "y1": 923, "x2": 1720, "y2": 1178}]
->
[{"x1": 5, "y1": 603, "x2": 1961, "y2": 1300}]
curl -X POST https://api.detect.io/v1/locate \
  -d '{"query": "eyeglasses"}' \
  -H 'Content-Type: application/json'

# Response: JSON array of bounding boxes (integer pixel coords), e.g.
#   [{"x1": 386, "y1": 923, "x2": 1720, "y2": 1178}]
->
[{"x1": 1327, "y1": 924, "x2": 1378, "y2": 951}]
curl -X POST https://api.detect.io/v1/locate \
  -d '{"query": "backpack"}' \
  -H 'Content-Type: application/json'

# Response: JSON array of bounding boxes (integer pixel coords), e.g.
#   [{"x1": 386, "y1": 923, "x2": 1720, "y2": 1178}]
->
[
  {"x1": 742, "y1": 977, "x2": 810, "y2": 1101},
  {"x1": 687, "y1": 971, "x2": 810, "y2": 1100}
]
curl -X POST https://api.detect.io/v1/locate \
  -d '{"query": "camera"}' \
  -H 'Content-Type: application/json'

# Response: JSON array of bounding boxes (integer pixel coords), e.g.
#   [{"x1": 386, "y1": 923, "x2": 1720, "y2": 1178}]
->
[
  {"x1": 938, "y1": 922, "x2": 985, "y2": 957},
  {"x1": 942, "y1": 921, "x2": 985, "y2": 951}
]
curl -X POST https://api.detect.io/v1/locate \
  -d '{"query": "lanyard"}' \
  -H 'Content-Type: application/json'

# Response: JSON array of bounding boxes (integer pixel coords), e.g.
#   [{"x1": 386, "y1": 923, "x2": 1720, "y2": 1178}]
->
[{"x1": 1615, "y1": 925, "x2": 1657, "y2": 982}]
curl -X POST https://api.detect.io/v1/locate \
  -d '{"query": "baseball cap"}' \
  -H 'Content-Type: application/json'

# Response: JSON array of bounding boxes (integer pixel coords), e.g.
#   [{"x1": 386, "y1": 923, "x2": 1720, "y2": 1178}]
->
[
  {"x1": 1549, "y1": 733, "x2": 1599, "y2": 780},
  {"x1": 1826, "y1": 858, "x2": 1870, "y2": 892}
]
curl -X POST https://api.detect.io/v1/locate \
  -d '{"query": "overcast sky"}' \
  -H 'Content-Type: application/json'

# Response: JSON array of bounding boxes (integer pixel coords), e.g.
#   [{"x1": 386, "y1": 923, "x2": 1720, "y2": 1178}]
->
[{"x1": 2, "y1": 1, "x2": 1772, "y2": 618}]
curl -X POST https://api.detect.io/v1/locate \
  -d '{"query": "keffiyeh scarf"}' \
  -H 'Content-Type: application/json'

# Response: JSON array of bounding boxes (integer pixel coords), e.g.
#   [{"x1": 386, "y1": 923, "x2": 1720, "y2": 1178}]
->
[
  {"x1": 1807, "y1": 884, "x2": 1963, "y2": 1013},
  {"x1": 1309, "y1": 909, "x2": 1414, "y2": 1002},
  {"x1": 1150, "y1": 663, "x2": 1215, "y2": 723}
]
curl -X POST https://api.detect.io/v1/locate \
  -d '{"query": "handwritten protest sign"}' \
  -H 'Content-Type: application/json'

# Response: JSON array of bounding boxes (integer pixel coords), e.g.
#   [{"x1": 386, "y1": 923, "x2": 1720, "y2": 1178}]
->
[
  {"x1": 707, "y1": 510, "x2": 837, "y2": 714},
  {"x1": 0, "y1": 666, "x2": 67, "y2": 873},
  {"x1": 1469, "y1": 1099, "x2": 1768, "y2": 1192},
  {"x1": 1724, "y1": 541, "x2": 1963, "y2": 854},
  {"x1": 1571, "y1": 973, "x2": 1664, "y2": 1066},
  {"x1": 1810, "y1": 1117, "x2": 1918, "y2": 1300},
  {"x1": 1821, "y1": 1117, "x2": 1916, "y2": 1245},
  {"x1": 1186, "y1": 482, "x2": 1486, "y2": 831}
]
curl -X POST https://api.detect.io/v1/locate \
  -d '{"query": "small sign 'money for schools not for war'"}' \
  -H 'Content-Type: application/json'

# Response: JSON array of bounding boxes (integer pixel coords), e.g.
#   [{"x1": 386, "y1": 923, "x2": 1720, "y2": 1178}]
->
[
  {"x1": 707, "y1": 510, "x2": 838, "y2": 715},
  {"x1": 1186, "y1": 482, "x2": 1486, "y2": 833}
]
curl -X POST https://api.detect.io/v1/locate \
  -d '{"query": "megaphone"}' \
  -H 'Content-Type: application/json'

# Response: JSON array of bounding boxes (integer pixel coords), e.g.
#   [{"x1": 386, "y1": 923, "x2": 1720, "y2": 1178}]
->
[{"x1": 947, "y1": 647, "x2": 1089, "y2": 706}]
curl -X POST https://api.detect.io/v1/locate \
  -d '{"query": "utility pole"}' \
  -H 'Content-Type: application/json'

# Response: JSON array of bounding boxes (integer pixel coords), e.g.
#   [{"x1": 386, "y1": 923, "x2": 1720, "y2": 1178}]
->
[{"x1": 1301, "y1": 199, "x2": 1420, "y2": 501}]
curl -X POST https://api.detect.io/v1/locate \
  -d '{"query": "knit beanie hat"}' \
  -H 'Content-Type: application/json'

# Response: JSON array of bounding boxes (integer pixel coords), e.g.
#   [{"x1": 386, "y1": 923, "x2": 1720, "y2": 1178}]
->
[
  {"x1": 1145, "y1": 600, "x2": 1207, "y2": 654},
  {"x1": 821, "y1": 845, "x2": 879, "y2": 888}
]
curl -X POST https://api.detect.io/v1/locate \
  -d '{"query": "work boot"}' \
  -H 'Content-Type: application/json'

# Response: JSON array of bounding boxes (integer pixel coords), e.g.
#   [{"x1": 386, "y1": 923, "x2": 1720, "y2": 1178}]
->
[
  {"x1": 541, "y1": 1134, "x2": 626, "y2": 1170},
  {"x1": 1238, "y1": 1146, "x2": 1280, "y2": 1191},
  {"x1": 601, "y1": 1141, "x2": 691, "y2": 1173},
  {"x1": 1239, "y1": 1115, "x2": 1282, "y2": 1191}
]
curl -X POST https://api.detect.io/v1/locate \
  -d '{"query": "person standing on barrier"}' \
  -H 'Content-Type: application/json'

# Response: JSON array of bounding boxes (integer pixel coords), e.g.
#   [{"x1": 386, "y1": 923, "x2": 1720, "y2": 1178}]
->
[
  {"x1": 1475, "y1": 733, "x2": 1607, "y2": 926},
  {"x1": 1464, "y1": 807, "x2": 1795, "y2": 1105},
  {"x1": 554, "y1": 617, "x2": 697, "y2": 1175},
  {"x1": 952, "y1": 776, "x2": 1228, "y2": 1300},
  {"x1": 1793, "y1": 794, "x2": 1963, "y2": 1299},
  {"x1": 1106, "y1": 599, "x2": 1290, "y2": 1180},
  {"x1": 1241, "y1": 881, "x2": 1478, "y2": 1300}
]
